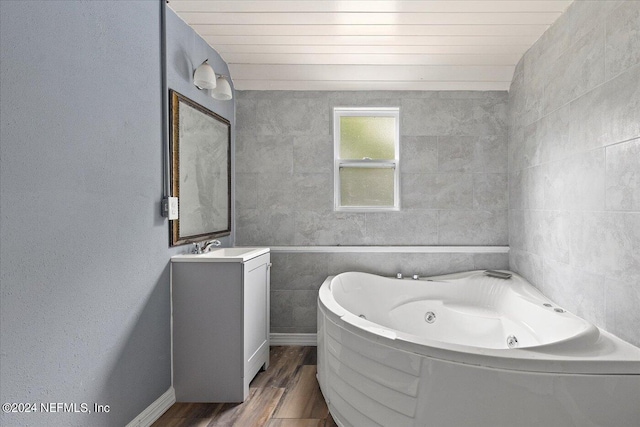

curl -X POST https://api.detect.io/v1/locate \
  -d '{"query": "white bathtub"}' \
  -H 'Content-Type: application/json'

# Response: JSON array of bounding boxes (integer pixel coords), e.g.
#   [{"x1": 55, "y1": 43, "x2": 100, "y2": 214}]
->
[{"x1": 317, "y1": 270, "x2": 640, "y2": 427}]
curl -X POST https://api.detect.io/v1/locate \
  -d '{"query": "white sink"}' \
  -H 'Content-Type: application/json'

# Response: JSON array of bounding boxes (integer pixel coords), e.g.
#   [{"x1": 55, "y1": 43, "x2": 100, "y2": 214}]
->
[
  {"x1": 171, "y1": 247, "x2": 269, "y2": 263},
  {"x1": 207, "y1": 248, "x2": 262, "y2": 257}
]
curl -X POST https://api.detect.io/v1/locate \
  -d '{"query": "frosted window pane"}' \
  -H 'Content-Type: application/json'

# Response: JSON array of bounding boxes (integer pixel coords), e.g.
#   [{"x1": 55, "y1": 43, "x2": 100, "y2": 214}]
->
[
  {"x1": 340, "y1": 167, "x2": 395, "y2": 206},
  {"x1": 340, "y1": 116, "x2": 395, "y2": 159}
]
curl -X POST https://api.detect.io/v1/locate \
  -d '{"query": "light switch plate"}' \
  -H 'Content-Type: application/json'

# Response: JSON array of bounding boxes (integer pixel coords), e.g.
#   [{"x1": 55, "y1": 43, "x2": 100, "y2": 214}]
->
[
  {"x1": 168, "y1": 197, "x2": 179, "y2": 220},
  {"x1": 162, "y1": 197, "x2": 179, "y2": 219}
]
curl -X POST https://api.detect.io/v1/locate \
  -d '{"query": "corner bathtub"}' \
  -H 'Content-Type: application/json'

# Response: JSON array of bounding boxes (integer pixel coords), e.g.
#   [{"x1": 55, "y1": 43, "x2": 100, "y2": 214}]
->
[{"x1": 317, "y1": 271, "x2": 640, "y2": 427}]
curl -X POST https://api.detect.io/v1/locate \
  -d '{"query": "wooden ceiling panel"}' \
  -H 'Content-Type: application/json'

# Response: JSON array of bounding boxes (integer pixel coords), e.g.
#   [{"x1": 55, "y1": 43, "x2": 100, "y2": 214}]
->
[
  {"x1": 230, "y1": 64, "x2": 516, "y2": 82},
  {"x1": 220, "y1": 53, "x2": 523, "y2": 66},
  {"x1": 168, "y1": 0, "x2": 572, "y2": 91},
  {"x1": 170, "y1": 1, "x2": 571, "y2": 14},
  {"x1": 192, "y1": 24, "x2": 550, "y2": 37},
  {"x1": 177, "y1": 12, "x2": 563, "y2": 26},
  {"x1": 234, "y1": 80, "x2": 511, "y2": 91},
  {"x1": 212, "y1": 44, "x2": 530, "y2": 55},
  {"x1": 203, "y1": 35, "x2": 540, "y2": 46}
]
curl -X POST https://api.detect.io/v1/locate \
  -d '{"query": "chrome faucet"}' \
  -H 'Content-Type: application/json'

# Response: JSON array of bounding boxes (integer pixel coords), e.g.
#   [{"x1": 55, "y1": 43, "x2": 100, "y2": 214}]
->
[{"x1": 192, "y1": 239, "x2": 221, "y2": 254}]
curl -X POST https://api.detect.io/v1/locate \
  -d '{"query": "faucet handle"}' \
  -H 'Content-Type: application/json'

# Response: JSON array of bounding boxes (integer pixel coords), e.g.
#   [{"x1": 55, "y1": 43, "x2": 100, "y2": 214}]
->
[
  {"x1": 396, "y1": 273, "x2": 403, "y2": 279},
  {"x1": 192, "y1": 242, "x2": 203, "y2": 254},
  {"x1": 201, "y1": 239, "x2": 222, "y2": 253}
]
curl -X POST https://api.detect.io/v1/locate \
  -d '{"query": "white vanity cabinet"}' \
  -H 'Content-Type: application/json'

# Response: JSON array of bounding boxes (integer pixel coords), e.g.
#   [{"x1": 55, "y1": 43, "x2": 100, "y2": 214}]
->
[{"x1": 171, "y1": 248, "x2": 270, "y2": 402}]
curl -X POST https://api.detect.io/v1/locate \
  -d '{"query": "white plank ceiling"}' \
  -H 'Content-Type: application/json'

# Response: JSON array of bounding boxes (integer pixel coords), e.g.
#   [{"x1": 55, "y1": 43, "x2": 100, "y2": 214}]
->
[{"x1": 168, "y1": 0, "x2": 573, "y2": 91}]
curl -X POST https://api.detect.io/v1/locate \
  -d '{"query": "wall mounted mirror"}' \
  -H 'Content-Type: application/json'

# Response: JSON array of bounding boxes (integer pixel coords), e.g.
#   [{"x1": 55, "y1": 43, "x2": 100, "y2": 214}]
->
[{"x1": 169, "y1": 90, "x2": 231, "y2": 246}]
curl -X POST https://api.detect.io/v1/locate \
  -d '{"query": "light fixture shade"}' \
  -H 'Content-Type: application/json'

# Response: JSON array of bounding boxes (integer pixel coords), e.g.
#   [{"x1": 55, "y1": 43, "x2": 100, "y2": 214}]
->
[
  {"x1": 193, "y1": 60, "x2": 216, "y2": 90},
  {"x1": 211, "y1": 75, "x2": 233, "y2": 100}
]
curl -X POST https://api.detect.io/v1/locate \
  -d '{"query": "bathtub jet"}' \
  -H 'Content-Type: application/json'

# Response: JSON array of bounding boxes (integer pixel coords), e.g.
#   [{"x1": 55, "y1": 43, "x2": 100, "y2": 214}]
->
[{"x1": 317, "y1": 270, "x2": 640, "y2": 427}]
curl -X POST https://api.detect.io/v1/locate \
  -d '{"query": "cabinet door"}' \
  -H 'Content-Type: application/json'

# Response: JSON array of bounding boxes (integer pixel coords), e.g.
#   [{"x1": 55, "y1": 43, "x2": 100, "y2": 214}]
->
[
  {"x1": 172, "y1": 262, "x2": 244, "y2": 402},
  {"x1": 243, "y1": 254, "x2": 270, "y2": 365}
]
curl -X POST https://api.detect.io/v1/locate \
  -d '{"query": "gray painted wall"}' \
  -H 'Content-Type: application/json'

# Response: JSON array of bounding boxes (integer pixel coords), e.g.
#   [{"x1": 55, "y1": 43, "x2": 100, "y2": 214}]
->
[
  {"x1": 0, "y1": 2, "x2": 234, "y2": 425},
  {"x1": 166, "y1": 9, "x2": 236, "y2": 247},
  {"x1": 508, "y1": 0, "x2": 640, "y2": 347},
  {"x1": 235, "y1": 90, "x2": 509, "y2": 333}
]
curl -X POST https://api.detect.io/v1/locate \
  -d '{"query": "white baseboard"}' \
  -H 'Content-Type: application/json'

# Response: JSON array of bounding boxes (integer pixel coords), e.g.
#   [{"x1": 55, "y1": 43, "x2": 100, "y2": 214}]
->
[
  {"x1": 270, "y1": 333, "x2": 317, "y2": 346},
  {"x1": 126, "y1": 387, "x2": 175, "y2": 427}
]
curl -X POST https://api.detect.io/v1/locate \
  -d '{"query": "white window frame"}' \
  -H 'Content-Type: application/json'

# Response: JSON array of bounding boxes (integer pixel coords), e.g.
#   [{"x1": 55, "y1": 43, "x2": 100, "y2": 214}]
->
[{"x1": 333, "y1": 107, "x2": 400, "y2": 212}]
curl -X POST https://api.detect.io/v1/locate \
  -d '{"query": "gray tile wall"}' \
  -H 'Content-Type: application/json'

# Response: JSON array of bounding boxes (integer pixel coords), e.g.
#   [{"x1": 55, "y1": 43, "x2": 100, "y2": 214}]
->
[
  {"x1": 236, "y1": 90, "x2": 508, "y2": 246},
  {"x1": 235, "y1": 90, "x2": 509, "y2": 333},
  {"x1": 270, "y1": 251, "x2": 509, "y2": 333},
  {"x1": 509, "y1": 0, "x2": 640, "y2": 347}
]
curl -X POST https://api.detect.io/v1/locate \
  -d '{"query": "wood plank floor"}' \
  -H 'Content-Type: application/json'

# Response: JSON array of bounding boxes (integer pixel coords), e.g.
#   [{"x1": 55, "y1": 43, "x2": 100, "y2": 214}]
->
[{"x1": 152, "y1": 346, "x2": 336, "y2": 427}]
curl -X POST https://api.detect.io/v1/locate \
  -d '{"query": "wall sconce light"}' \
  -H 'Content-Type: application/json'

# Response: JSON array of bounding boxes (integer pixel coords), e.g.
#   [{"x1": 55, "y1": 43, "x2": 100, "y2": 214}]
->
[
  {"x1": 193, "y1": 59, "x2": 233, "y2": 101},
  {"x1": 211, "y1": 75, "x2": 233, "y2": 101},
  {"x1": 193, "y1": 60, "x2": 216, "y2": 90}
]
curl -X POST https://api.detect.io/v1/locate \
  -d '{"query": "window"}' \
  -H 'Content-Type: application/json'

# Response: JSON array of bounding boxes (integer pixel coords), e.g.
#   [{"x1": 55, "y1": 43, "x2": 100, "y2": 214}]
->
[{"x1": 334, "y1": 107, "x2": 400, "y2": 211}]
